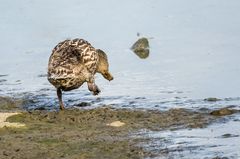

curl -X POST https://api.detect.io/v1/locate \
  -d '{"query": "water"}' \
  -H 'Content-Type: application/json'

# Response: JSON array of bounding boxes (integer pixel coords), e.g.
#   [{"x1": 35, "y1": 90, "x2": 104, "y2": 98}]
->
[
  {"x1": 0, "y1": 0, "x2": 240, "y2": 158},
  {"x1": 137, "y1": 119, "x2": 240, "y2": 159}
]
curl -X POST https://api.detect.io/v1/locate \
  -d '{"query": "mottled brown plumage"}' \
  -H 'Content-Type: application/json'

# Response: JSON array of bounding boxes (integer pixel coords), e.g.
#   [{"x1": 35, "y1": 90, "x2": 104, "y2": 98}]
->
[{"x1": 48, "y1": 38, "x2": 113, "y2": 110}]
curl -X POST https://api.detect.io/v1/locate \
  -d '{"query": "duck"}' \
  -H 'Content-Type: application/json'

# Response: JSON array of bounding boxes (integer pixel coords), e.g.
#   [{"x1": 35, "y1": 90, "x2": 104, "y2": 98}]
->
[{"x1": 48, "y1": 38, "x2": 113, "y2": 110}]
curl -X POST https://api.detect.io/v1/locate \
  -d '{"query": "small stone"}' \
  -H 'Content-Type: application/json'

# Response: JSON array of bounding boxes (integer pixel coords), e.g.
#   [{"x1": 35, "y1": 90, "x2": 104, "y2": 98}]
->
[
  {"x1": 210, "y1": 108, "x2": 235, "y2": 116},
  {"x1": 204, "y1": 98, "x2": 221, "y2": 102},
  {"x1": 131, "y1": 37, "x2": 150, "y2": 59},
  {"x1": 3, "y1": 151, "x2": 8, "y2": 156},
  {"x1": 76, "y1": 102, "x2": 90, "y2": 107},
  {"x1": 221, "y1": 133, "x2": 239, "y2": 138},
  {"x1": 15, "y1": 148, "x2": 20, "y2": 152},
  {"x1": 107, "y1": 121, "x2": 125, "y2": 127}
]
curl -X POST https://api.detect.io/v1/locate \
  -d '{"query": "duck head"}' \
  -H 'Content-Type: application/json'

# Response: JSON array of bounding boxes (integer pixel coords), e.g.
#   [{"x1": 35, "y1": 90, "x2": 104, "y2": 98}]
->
[{"x1": 96, "y1": 49, "x2": 114, "y2": 81}]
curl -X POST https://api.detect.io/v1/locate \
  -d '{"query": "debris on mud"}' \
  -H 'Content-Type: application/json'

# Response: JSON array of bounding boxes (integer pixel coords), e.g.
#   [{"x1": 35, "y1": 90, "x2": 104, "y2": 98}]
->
[{"x1": 107, "y1": 121, "x2": 125, "y2": 127}]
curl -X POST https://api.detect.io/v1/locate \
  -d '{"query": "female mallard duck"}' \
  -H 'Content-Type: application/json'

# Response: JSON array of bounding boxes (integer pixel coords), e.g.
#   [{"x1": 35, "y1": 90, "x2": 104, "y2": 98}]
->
[{"x1": 48, "y1": 38, "x2": 113, "y2": 110}]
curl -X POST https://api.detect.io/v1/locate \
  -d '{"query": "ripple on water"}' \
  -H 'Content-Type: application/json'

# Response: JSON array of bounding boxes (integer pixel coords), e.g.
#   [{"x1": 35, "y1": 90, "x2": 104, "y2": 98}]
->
[
  {"x1": 37, "y1": 74, "x2": 47, "y2": 78},
  {"x1": 0, "y1": 75, "x2": 8, "y2": 77},
  {"x1": 135, "y1": 119, "x2": 240, "y2": 159},
  {"x1": 0, "y1": 79, "x2": 7, "y2": 85}
]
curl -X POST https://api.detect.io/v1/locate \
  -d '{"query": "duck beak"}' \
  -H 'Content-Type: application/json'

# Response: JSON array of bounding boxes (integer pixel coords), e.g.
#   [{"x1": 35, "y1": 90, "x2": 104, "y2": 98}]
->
[
  {"x1": 108, "y1": 74, "x2": 114, "y2": 81},
  {"x1": 103, "y1": 72, "x2": 114, "y2": 81}
]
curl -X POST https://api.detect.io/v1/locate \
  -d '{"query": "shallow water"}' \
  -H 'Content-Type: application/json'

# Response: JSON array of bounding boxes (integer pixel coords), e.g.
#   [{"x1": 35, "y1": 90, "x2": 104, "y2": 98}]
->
[
  {"x1": 136, "y1": 118, "x2": 240, "y2": 158},
  {"x1": 0, "y1": 0, "x2": 240, "y2": 158}
]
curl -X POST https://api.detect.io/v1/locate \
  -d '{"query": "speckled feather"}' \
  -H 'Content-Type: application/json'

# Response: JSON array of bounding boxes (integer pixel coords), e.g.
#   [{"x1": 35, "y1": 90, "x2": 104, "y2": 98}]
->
[{"x1": 48, "y1": 38, "x2": 99, "y2": 91}]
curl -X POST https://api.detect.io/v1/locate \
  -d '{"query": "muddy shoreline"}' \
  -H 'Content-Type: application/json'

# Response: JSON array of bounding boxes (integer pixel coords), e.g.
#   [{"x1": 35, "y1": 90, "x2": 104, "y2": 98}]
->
[
  {"x1": 0, "y1": 96, "x2": 231, "y2": 159},
  {"x1": 0, "y1": 96, "x2": 239, "y2": 158}
]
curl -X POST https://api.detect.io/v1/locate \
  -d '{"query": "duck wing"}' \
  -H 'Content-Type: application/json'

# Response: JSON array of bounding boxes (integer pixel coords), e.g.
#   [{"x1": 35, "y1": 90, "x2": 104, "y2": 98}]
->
[{"x1": 48, "y1": 39, "x2": 99, "y2": 80}]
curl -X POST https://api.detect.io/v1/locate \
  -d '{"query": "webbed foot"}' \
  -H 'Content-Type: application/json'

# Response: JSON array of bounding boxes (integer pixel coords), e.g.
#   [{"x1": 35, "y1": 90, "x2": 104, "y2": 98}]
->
[
  {"x1": 88, "y1": 83, "x2": 101, "y2": 95},
  {"x1": 93, "y1": 85, "x2": 101, "y2": 95}
]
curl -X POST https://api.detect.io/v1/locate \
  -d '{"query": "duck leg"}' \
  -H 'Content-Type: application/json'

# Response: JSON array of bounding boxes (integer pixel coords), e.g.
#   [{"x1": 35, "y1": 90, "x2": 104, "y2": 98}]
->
[
  {"x1": 87, "y1": 82, "x2": 101, "y2": 95},
  {"x1": 57, "y1": 88, "x2": 65, "y2": 110},
  {"x1": 87, "y1": 77, "x2": 101, "y2": 95}
]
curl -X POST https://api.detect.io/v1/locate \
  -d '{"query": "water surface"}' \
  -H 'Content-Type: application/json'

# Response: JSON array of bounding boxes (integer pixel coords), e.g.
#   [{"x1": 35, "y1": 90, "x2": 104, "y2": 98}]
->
[{"x1": 0, "y1": 0, "x2": 240, "y2": 158}]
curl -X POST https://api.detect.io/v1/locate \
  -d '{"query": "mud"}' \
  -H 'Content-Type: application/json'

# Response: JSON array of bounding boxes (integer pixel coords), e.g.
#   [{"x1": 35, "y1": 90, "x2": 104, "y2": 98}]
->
[{"x1": 0, "y1": 106, "x2": 219, "y2": 159}]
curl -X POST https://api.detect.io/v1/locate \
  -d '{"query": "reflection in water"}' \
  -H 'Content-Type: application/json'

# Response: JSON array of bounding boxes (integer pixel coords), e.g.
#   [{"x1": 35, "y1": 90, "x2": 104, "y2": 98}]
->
[
  {"x1": 0, "y1": 1, "x2": 240, "y2": 158},
  {"x1": 131, "y1": 37, "x2": 150, "y2": 59}
]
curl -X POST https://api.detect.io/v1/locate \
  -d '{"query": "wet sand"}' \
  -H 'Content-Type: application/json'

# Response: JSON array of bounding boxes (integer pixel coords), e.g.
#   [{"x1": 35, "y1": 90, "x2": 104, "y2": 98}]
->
[{"x1": 0, "y1": 112, "x2": 25, "y2": 128}]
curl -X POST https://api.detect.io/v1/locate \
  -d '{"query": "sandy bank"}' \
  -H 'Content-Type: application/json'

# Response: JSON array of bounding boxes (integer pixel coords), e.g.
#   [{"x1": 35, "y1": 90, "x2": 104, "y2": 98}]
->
[{"x1": 0, "y1": 112, "x2": 25, "y2": 128}]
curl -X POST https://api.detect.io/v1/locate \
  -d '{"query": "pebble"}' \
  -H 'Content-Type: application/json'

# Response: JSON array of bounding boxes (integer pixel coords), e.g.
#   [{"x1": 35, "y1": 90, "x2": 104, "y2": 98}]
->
[{"x1": 107, "y1": 121, "x2": 125, "y2": 127}]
